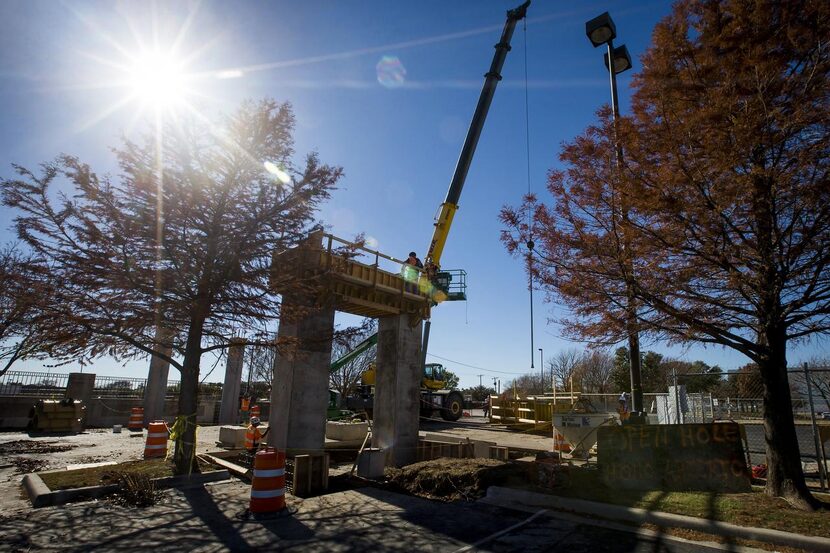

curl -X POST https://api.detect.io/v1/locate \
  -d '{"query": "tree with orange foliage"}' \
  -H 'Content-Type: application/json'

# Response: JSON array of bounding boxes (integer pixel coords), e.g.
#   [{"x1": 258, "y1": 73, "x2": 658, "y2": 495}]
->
[{"x1": 503, "y1": 0, "x2": 829, "y2": 509}]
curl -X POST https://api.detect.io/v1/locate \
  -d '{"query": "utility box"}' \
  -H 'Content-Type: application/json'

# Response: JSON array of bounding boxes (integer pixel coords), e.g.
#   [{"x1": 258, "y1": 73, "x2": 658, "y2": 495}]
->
[{"x1": 356, "y1": 448, "x2": 385, "y2": 479}]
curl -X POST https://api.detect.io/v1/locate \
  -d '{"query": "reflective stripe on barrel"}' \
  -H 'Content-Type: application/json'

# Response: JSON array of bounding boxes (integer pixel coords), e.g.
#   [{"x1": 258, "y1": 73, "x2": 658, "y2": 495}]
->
[
  {"x1": 250, "y1": 488, "x2": 286, "y2": 498},
  {"x1": 249, "y1": 447, "x2": 286, "y2": 513},
  {"x1": 253, "y1": 468, "x2": 285, "y2": 478},
  {"x1": 144, "y1": 421, "x2": 168, "y2": 459}
]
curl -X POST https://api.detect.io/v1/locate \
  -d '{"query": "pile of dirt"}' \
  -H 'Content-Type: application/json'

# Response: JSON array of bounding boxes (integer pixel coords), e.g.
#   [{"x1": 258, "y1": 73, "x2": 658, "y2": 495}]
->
[
  {"x1": 0, "y1": 440, "x2": 75, "y2": 456},
  {"x1": 385, "y1": 458, "x2": 520, "y2": 502},
  {"x1": 11, "y1": 457, "x2": 49, "y2": 474}
]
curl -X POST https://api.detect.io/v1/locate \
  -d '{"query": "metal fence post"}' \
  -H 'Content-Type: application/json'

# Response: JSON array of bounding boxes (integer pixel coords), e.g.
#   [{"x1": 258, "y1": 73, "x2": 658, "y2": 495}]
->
[
  {"x1": 709, "y1": 393, "x2": 715, "y2": 422},
  {"x1": 804, "y1": 363, "x2": 827, "y2": 491},
  {"x1": 672, "y1": 367, "x2": 680, "y2": 424}
]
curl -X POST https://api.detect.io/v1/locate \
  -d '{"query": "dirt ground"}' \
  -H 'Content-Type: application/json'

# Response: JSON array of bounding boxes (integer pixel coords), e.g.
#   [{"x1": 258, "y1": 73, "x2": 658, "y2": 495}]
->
[
  {"x1": 0, "y1": 425, "x2": 225, "y2": 514},
  {"x1": 0, "y1": 422, "x2": 780, "y2": 552},
  {"x1": 386, "y1": 458, "x2": 522, "y2": 502}
]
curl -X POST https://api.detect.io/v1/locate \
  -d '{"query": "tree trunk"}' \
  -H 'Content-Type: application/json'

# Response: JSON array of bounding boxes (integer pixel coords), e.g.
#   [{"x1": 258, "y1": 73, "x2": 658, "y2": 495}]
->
[
  {"x1": 759, "y1": 328, "x2": 819, "y2": 510},
  {"x1": 173, "y1": 303, "x2": 208, "y2": 475}
]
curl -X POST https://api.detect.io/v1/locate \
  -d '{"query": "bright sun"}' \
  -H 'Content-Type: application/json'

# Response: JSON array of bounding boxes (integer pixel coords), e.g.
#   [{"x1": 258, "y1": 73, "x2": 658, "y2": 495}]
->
[{"x1": 127, "y1": 50, "x2": 189, "y2": 110}]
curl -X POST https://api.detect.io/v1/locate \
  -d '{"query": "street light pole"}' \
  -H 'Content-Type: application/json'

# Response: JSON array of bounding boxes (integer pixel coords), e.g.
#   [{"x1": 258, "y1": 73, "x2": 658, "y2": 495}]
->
[
  {"x1": 538, "y1": 348, "x2": 544, "y2": 388},
  {"x1": 586, "y1": 12, "x2": 643, "y2": 420}
]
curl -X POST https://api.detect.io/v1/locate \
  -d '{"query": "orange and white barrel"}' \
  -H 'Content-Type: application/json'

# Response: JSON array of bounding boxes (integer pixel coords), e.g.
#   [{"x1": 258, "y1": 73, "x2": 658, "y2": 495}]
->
[
  {"x1": 128, "y1": 407, "x2": 144, "y2": 431},
  {"x1": 144, "y1": 420, "x2": 168, "y2": 458},
  {"x1": 250, "y1": 404, "x2": 261, "y2": 420},
  {"x1": 241, "y1": 397, "x2": 251, "y2": 412},
  {"x1": 249, "y1": 447, "x2": 286, "y2": 514}
]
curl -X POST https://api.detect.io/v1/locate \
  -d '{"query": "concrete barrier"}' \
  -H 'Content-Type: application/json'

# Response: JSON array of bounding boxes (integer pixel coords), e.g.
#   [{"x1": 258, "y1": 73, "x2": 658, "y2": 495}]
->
[
  {"x1": 0, "y1": 396, "x2": 221, "y2": 429},
  {"x1": 326, "y1": 421, "x2": 368, "y2": 441}
]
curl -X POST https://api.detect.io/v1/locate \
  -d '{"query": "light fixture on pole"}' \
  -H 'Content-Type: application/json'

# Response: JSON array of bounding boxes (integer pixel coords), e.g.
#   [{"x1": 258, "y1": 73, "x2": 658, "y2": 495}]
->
[
  {"x1": 586, "y1": 12, "x2": 643, "y2": 419},
  {"x1": 585, "y1": 12, "x2": 633, "y2": 124}
]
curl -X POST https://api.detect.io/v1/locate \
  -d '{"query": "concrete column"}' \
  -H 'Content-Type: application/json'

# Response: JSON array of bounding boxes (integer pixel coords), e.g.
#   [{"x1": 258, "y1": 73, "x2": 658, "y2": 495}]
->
[
  {"x1": 143, "y1": 328, "x2": 173, "y2": 426},
  {"x1": 65, "y1": 373, "x2": 95, "y2": 403},
  {"x1": 373, "y1": 314, "x2": 422, "y2": 467},
  {"x1": 270, "y1": 297, "x2": 335, "y2": 452},
  {"x1": 218, "y1": 339, "x2": 246, "y2": 425}
]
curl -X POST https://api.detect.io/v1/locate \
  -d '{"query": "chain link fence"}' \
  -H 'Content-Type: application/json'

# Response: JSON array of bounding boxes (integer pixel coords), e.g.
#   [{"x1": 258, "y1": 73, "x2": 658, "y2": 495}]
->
[{"x1": 659, "y1": 364, "x2": 830, "y2": 490}]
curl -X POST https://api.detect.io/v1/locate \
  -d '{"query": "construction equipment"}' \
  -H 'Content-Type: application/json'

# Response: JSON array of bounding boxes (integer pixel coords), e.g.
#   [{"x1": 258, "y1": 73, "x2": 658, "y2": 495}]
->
[
  {"x1": 332, "y1": 2, "x2": 530, "y2": 422},
  {"x1": 329, "y1": 333, "x2": 464, "y2": 420},
  {"x1": 348, "y1": 360, "x2": 465, "y2": 421},
  {"x1": 422, "y1": 0, "x2": 530, "y2": 301}
]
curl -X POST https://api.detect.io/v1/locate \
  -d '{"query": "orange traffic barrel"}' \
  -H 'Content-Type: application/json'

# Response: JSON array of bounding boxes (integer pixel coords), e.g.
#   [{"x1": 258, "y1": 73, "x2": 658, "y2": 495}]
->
[
  {"x1": 250, "y1": 404, "x2": 261, "y2": 419},
  {"x1": 553, "y1": 431, "x2": 571, "y2": 453},
  {"x1": 241, "y1": 397, "x2": 251, "y2": 412},
  {"x1": 144, "y1": 420, "x2": 168, "y2": 458},
  {"x1": 249, "y1": 447, "x2": 286, "y2": 513},
  {"x1": 128, "y1": 407, "x2": 144, "y2": 431}
]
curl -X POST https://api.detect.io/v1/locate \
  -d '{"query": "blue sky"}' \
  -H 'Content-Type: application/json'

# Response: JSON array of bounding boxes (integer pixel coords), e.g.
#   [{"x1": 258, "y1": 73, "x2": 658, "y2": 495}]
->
[{"x1": 1, "y1": 0, "x2": 824, "y2": 388}]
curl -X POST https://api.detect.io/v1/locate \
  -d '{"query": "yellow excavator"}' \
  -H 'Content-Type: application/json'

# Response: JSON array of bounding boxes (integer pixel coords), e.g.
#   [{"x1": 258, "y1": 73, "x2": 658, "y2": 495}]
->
[
  {"x1": 341, "y1": 1, "x2": 530, "y2": 422},
  {"x1": 353, "y1": 360, "x2": 465, "y2": 421}
]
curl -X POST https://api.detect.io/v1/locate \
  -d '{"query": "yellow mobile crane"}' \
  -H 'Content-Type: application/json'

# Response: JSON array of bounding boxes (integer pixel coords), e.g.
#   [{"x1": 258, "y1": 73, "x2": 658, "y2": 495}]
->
[
  {"x1": 423, "y1": 0, "x2": 530, "y2": 301},
  {"x1": 345, "y1": 1, "x2": 531, "y2": 421},
  {"x1": 417, "y1": 0, "x2": 530, "y2": 419}
]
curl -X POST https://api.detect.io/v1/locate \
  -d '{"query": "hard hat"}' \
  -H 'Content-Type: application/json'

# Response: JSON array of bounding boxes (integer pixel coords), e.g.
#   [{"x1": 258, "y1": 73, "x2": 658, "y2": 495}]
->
[
  {"x1": 409, "y1": 251, "x2": 417, "y2": 257},
  {"x1": 250, "y1": 416, "x2": 261, "y2": 425}
]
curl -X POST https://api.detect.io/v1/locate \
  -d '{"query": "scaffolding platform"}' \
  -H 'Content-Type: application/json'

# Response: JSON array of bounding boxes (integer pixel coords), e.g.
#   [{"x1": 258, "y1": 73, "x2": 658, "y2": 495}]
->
[{"x1": 271, "y1": 232, "x2": 432, "y2": 321}]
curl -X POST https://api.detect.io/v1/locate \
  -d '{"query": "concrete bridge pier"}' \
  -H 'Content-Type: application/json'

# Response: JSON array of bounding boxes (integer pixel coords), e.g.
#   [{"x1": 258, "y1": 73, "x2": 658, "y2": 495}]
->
[
  {"x1": 143, "y1": 327, "x2": 173, "y2": 426},
  {"x1": 269, "y1": 297, "x2": 335, "y2": 452},
  {"x1": 218, "y1": 339, "x2": 246, "y2": 425},
  {"x1": 373, "y1": 314, "x2": 423, "y2": 467}
]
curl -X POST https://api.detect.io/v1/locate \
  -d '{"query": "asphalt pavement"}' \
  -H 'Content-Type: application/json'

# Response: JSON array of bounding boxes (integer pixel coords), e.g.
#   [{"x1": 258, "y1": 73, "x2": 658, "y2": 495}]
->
[{"x1": 0, "y1": 480, "x2": 763, "y2": 552}]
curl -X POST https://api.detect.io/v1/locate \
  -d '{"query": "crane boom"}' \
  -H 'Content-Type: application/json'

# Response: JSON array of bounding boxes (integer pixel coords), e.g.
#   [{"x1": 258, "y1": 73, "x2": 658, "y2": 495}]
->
[{"x1": 425, "y1": 0, "x2": 530, "y2": 271}]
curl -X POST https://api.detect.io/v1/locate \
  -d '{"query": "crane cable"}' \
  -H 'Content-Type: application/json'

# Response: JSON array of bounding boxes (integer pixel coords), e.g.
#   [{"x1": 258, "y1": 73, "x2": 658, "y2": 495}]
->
[{"x1": 522, "y1": 17, "x2": 535, "y2": 373}]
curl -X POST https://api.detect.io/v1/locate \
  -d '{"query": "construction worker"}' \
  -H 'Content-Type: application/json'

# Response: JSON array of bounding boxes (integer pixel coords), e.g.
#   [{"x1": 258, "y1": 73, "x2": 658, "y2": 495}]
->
[
  {"x1": 617, "y1": 392, "x2": 630, "y2": 421},
  {"x1": 401, "y1": 251, "x2": 423, "y2": 292},
  {"x1": 245, "y1": 416, "x2": 269, "y2": 452},
  {"x1": 401, "y1": 252, "x2": 422, "y2": 279},
  {"x1": 406, "y1": 251, "x2": 423, "y2": 269}
]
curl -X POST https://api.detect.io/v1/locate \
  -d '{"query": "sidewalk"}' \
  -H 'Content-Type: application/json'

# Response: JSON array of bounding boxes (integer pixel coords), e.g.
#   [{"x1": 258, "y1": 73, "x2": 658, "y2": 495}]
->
[{"x1": 481, "y1": 486, "x2": 830, "y2": 553}]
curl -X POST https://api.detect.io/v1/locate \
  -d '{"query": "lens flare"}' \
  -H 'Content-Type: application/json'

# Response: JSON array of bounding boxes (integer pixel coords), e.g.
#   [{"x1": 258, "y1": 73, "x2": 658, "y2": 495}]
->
[
  {"x1": 264, "y1": 161, "x2": 291, "y2": 184},
  {"x1": 376, "y1": 55, "x2": 406, "y2": 88}
]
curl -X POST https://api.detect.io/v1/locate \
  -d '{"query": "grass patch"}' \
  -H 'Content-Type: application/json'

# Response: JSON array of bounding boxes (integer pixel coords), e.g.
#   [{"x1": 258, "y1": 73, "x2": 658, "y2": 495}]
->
[
  {"x1": 537, "y1": 465, "x2": 830, "y2": 538},
  {"x1": 39, "y1": 458, "x2": 215, "y2": 491}
]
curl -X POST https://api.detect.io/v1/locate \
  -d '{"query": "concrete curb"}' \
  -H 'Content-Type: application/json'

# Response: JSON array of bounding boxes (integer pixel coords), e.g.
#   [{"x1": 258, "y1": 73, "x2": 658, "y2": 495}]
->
[
  {"x1": 484, "y1": 486, "x2": 830, "y2": 553},
  {"x1": 23, "y1": 469, "x2": 231, "y2": 508}
]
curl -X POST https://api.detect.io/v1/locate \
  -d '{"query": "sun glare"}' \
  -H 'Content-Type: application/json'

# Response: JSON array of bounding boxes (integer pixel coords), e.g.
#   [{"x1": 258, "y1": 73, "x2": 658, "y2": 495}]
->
[{"x1": 128, "y1": 50, "x2": 189, "y2": 110}]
